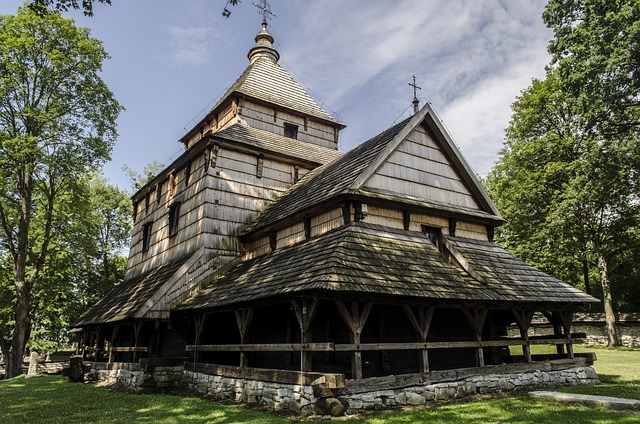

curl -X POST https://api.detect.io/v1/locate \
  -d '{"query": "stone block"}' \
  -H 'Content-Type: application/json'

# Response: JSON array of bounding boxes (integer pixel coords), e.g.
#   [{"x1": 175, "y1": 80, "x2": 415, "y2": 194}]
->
[{"x1": 406, "y1": 392, "x2": 426, "y2": 405}]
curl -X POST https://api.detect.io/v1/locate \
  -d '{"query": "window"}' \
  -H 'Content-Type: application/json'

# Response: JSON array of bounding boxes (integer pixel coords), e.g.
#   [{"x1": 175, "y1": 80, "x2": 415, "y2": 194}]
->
[
  {"x1": 168, "y1": 202, "x2": 181, "y2": 237},
  {"x1": 422, "y1": 225, "x2": 442, "y2": 252},
  {"x1": 284, "y1": 123, "x2": 298, "y2": 139},
  {"x1": 142, "y1": 222, "x2": 152, "y2": 252}
]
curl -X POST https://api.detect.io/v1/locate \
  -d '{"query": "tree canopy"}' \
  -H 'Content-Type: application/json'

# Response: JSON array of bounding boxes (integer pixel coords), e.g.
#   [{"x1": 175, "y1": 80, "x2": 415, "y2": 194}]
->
[
  {"x1": 0, "y1": 7, "x2": 122, "y2": 377},
  {"x1": 486, "y1": 0, "x2": 640, "y2": 346}
]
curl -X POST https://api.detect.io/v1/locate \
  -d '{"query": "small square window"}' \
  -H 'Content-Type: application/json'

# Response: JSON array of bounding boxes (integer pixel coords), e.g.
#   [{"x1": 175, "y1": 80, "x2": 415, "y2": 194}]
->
[
  {"x1": 168, "y1": 202, "x2": 181, "y2": 237},
  {"x1": 142, "y1": 222, "x2": 152, "y2": 252},
  {"x1": 284, "y1": 123, "x2": 298, "y2": 139}
]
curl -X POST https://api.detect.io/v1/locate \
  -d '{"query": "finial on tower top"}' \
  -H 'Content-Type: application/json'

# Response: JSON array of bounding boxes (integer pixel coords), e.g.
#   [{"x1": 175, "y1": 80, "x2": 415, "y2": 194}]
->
[
  {"x1": 253, "y1": 0, "x2": 276, "y2": 29},
  {"x1": 248, "y1": 0, "x2": 280, "y2": 64},
  {"x1": 409, "y1": 75, "x2": 422, "y2": 114}
]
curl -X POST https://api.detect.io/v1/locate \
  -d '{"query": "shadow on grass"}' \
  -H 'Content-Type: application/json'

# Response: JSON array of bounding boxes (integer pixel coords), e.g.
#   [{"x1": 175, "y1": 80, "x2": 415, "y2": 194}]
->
[
  {"x1": 559, "y1": 375, "x2": 640, "y2": 403},
  {"x1": 343, "y1": 395, "x2": 640, "y2": 424},
  {"x1": 0, "y1": 375, "x2": 286, "y2": 424}
]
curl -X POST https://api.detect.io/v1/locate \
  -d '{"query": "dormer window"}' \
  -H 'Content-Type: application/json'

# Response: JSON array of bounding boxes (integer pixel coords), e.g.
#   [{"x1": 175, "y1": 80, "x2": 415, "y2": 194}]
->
[
  {"x1": 284, "y1": 123, "x2": 298, "y2": 139},
  {"x1": 423, "y1": 225, "x2": 443, "y2": 252}
]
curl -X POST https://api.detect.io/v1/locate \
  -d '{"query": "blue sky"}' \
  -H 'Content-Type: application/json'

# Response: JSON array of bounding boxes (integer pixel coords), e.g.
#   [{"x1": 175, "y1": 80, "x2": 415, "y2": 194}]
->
[{"x1": 1, "y1": 1, "x2": 553, "y2": 191}]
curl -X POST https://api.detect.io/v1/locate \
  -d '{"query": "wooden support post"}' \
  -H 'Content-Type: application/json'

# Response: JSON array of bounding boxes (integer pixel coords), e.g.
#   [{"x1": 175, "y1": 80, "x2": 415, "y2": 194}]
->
[
  {"x1": 335, "y1": 300, "x2": 373, "y2": 380},
  {"x1": 403, "y1": 305, "x2": 435, "y2": 373},
  {"x1": 193, "y1": 313, "x2": 208, "y2": 365},
  {"x1": 95, "y1": 327, "x2": 103, "y2": 361},
  {"x1": 296, "y1": 300, "x2": 316, "y2": 371},
  {"x1": 556, "y1": 311, "x2": 575, "y2": 359},
  {"x1": 153, "y1": 320, "x2": 161, "y2": 357},
  {"x1": 292, "y1": 298, "x2": 319, "y2": 372},
  {"x1": 542, "y1": 311, "x2": 565, "y2": 355},
  {"x1": 462, "y1": 307, "x2": 488, "y2": 367},
  {"x1": 235, "y1": 308, "x2": 254, "y2": 368},
  {"x1": 109, "y1": 325, "x2": 120, "y2": 363},
  {"x1": 133, "y1": 321, "x2": 143, "y2": 363},
  {"x1": 511, "y1": 309, "x2": 534, "y2": 363}
]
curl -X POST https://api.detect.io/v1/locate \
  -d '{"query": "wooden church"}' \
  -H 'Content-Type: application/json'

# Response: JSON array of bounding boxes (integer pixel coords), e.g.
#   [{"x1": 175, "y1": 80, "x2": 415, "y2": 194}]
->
[{"x1": 72, "y1": 15, "x2": 597, "y2": 384}]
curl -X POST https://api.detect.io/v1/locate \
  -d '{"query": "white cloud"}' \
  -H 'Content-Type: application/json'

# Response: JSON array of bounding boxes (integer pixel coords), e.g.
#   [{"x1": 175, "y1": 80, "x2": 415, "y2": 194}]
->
[{"x1": 277, "y1": 0, "x2": 553, "y2": 175}]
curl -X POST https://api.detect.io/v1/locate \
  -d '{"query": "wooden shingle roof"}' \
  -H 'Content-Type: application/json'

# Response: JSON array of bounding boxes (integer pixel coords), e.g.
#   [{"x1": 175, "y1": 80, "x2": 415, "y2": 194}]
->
[
  {"x1": 180, "y1": 223, "x2": 596, "y2": 311},
  {"x1": 445, "y1": 236, "x2": 598, "y2": 304},
  {"x1": 212, "y1": 56, "x2": 342, "y2": 126},
  {"x1": 72, "y1": 253, "x2": 194, "y2": 327},
  {"x1": 177, "y1": 224, "x2": 498, "y2": 310},
  {"x1": 241, "y1": 117, "x2": 413, "y2": 234},
  {"x1": 213, "y1": 123, "x2": 342, "y2": 165}
]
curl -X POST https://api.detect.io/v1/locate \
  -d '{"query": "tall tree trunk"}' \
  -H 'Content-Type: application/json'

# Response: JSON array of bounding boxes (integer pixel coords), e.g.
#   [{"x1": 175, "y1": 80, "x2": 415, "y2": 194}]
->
[
  {"x1": 595, "y1": 249, "x2": 619, "y2": 346},
  {"x1": 6, "y1": 280, "x2": 31, "y2": 378}
]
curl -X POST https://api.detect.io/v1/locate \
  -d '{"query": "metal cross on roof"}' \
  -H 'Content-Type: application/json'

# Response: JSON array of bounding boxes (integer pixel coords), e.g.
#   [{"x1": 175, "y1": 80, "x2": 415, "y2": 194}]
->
[
  {"x1": 253, "y1": 0, "x2": 276, "y2": 26},
  {"x1": 409, "y1": 75, "x2": 422, "y2": 114}
]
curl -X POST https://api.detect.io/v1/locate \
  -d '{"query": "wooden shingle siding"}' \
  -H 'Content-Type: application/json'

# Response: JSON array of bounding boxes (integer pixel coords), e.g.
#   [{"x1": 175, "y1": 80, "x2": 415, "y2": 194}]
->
[
  {"x1": 364, "y1": 206, "x2": 404, "y2": 230},
  {"x1": 408, "y1": 214, "x2": 450, "y2": 234},
  {"x1": 456, "y1": 221, "x2": 487, "y2": 240},
  {"x1": 276, "y1": 221, "x2": 306, "y2": 249},
  {"x1": 365, "y1": 128, "x2": 480, "y2": 210},
  {"x1": 240, "y1": 101, "x2": 337, "y2": 149},
  {"x1": 311, "y1": 208, "x2": 343, "y2": 238}
]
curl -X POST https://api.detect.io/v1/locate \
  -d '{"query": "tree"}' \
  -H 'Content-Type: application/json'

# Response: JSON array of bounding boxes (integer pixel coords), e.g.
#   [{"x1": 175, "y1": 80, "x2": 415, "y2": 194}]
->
[
  {"x1": 0, "y1": 8, "x2": 122, "y2": 377},
  {"x1": 28, "y1": 0, "x2": 112, "y2": 17},
  {"x1": 486, "y1": 70, "x2": 640, "y2": 347},
  {"x1": 543, "y1": 0, "x2": 640, "y2": 138},
  {"x1": 28, "y1": 0, "x2": 240, "y2": 18},
  {"x1": 122, "y1": 160, "x2": 166, "y2": 192}
]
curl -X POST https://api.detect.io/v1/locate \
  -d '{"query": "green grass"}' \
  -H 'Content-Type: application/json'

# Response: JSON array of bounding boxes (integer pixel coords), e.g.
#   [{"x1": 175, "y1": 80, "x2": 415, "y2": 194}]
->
[
  {"x1": 1, "y1": 346, "x2": 638, "y2": 423},
  {"x1": 0, "y1": 375, "x2": 287, "y2": 424},
  {"x1": 343, "y1": 396, "x2": 640, "y2": 423}
]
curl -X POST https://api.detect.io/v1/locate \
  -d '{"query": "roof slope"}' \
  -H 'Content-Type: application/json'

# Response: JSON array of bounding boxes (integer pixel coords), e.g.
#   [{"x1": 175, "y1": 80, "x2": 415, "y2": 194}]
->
[
  {"x1": 178, "y1": 224, "x2": 499, "y2": 310},
  {"x1": 179, "y1": 224, "x2": 596, "y2": 311},
  {"x1": 213, "y1": 123, "x2": 342, "y2": 165},
  {"x1": 242, "y1": 104, "x2": 503, "y2": 235},
  {"x1": 242, "y1": 117, "x2": 412, "y2": 233},
  {"x1": 72, "y1": 253, "x2": 194, "y2": 327},
  {"x1": 446, "y1": 236, "x2": 598, "y2": 304},
  {"x1": 212, "y1": 56, "x2": 342, "y2": 126}
]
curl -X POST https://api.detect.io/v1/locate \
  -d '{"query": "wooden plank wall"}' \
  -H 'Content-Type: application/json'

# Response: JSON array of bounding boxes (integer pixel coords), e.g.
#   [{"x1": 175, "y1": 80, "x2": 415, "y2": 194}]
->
[
  {"x1": 364, "y1": 127, "x2": 480, "y2": 210},
  {"x1": 186, "y1": 103, "x2": 237, "y2": 149},
  {"x1": 127, "y1": 142, "x2": 313, "y2": 278},
  {"x1": 239, "y1": 100, "x2": 338, "y2": 149},
  {"x1": 127, "y1": 152, "x2": 210, "y2": 278}
]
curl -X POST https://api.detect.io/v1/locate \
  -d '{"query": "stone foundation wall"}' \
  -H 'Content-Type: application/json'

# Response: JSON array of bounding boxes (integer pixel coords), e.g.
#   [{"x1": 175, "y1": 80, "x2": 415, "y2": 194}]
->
[
  {"x1": 85, "y1": 363, "x2": 184, "y2": 389},
  {"x1": 341, "y1": 367, "x2": 598, "y2": 415},
  {"x1": 83, "y1": 361, "x2": 599, "y2": 416},
  {"x1": 181, "y1": 370, "x2": 315, "y2": 415}
]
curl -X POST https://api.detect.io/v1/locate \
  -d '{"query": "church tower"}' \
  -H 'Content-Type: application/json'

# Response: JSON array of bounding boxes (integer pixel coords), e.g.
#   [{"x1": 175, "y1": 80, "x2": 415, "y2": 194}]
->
[{"x1": 179, "y1": 20, "x2": 345, "y2": 151}]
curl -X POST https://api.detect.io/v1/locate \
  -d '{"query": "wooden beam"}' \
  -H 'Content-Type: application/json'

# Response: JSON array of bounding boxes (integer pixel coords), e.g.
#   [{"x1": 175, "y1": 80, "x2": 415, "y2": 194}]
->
[
  {"x1": 185, "y1": 338, "x2": 577, "y2": 353},
  {"x1": 292, "y1": 298, "x2": 319, "y2": 372},
  {"x1": 511, "y1": 309, "x2": 534, "y2": 363},
  {"x1": 335, "y1": 300, "x2": 373, "y2": 380},
  {"x1": 403, "y1": 305, "x2": 435, "y2": 373},
  {"x1": 235, "y1": 308, "x2": 254, "y2": 367},
  {"x1": 463, "y1": 307, "x2": 488, "y2": 367}
]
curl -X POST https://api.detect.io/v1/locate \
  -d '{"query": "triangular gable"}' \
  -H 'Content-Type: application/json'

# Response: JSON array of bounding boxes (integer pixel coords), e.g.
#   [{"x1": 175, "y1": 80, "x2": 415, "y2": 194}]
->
[{"x1": 351, "y1": 104, "x2": 501, "y2": 217}]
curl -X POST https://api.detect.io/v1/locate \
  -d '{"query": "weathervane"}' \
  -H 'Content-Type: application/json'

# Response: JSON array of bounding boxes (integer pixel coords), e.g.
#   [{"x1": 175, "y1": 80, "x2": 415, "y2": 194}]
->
[
  {"x1": 253, "y1": 0, "x2": 276, "y2": 27},
  {"x1": 409, "y1": 75, "x2": 422, "y2": 114}
]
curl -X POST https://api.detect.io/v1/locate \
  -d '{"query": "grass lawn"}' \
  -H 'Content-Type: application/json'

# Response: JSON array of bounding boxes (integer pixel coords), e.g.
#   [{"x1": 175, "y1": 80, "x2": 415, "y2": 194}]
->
[
  {"x1": 1, "y1": 345, "x2": 638, "y2": 423},
  {"x1": 0, "y1": 375, "x2": 288, "y2": 424}
]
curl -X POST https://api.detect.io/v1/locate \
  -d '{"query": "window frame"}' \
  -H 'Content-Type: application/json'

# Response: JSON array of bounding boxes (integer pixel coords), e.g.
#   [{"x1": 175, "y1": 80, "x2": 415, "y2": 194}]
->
[
  {"x1": 168, "y1": 202, "x2": 181, "y2": 237},
  {"x1": 142, "y1": 222, "x2": 153, "y2": 252}
]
